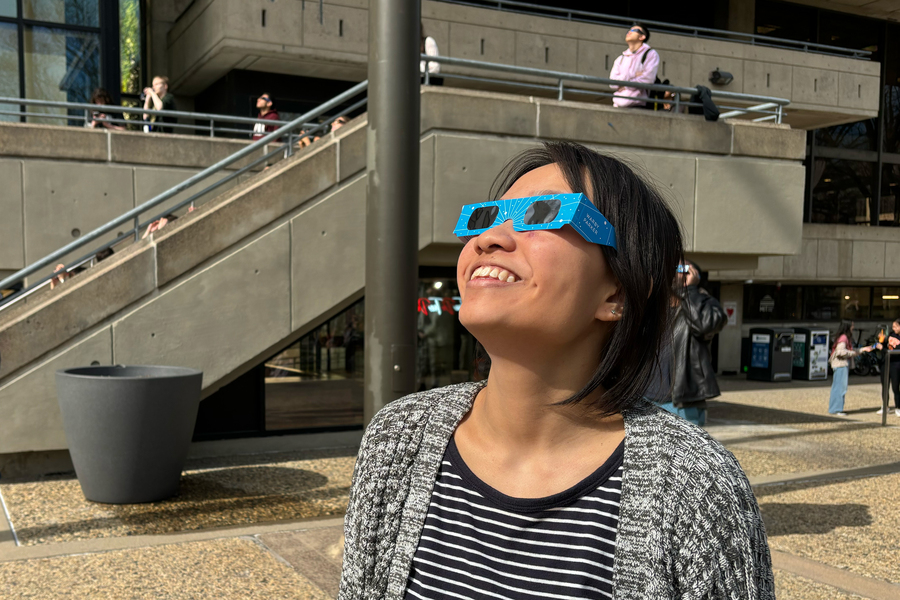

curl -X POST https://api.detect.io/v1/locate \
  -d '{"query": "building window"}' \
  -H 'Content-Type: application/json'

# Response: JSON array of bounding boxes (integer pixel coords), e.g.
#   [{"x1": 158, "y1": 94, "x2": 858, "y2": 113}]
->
[
  {"x1": 0, "y1": 0, "x2": 125, "y2": 123},
  {"x1": 119, "y1": 0, "x2": 140, "y2": 95},
  {"x1": 743, "y1": 284, "x2": 803, "y2": 321},
  {"x1": 810, "y1": 159, "x2": 877, "y2": 225},
  {"x1": 872, "y1": 288, "x2": 900, "y2": 321},
  {"x1": 804, "y1": 286, "x2": 871, "y2": 321}
]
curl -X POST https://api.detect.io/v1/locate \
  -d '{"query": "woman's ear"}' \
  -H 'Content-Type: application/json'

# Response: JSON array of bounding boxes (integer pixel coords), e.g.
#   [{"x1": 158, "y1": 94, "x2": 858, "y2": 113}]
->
[{"x1": 595, "y1": 282, "x2": 625, "y2": 323}]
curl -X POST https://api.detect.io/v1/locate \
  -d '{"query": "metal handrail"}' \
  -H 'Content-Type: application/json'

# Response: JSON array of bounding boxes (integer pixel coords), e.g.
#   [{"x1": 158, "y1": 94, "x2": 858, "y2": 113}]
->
[
  {"x1": 434, "y1": 0, "x2": 872, "y2": 59},
  {"x1": 0, "y1": 96, "x2": 298, "y2": 137},
  {"x1": 427, "y1": 54, "x2": 790, "y2": 117},
  {"x1": 0, "y1": 81, "x2": 369, "y2": 306},
  {"x1": 0, "y1": 54, "x2": 791, "y2": 310}
]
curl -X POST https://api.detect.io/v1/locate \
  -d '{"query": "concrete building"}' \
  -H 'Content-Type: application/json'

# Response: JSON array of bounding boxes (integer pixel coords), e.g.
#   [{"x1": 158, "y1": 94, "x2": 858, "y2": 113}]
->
[{"x1": 0, "y1": 0, "x2": 898, "y2": 471}]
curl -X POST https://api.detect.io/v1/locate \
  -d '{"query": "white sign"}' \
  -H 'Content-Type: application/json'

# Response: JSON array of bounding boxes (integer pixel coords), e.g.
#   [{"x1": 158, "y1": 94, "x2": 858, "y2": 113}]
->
[
  {"x1": 752, "y1": 334, "x2": 771, "y2": 343},
  {"x1": 794, "y1": 333, "x2": 806, "y2": 343},
  {"x1": 723, "y1": 301, "x2": 737, "y2": 326}
]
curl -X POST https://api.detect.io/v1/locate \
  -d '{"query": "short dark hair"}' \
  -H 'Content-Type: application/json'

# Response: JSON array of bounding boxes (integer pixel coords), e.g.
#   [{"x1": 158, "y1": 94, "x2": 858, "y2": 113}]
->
[
  {"x1": 260, "y1": 92, "x2": 274, "y2": 106},
  {"x1": 90, "y1": 87, "x2": 114, "y2": 106},
  {"x1": 633, "y1": 23, "x2": 650, "y2": 42},
  {"x1": 481, "y1": 141, "x2": 683, "y2": 416}
]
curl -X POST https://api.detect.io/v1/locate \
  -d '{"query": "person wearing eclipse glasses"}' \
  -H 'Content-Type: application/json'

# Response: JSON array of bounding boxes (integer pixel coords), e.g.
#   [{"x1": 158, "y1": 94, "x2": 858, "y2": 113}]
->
[
  {"x1": 609, "y1": 23, "x2": 659, "y2": 108},
  {"x1": 339, "y1": 141, "x2": 773, "y2": 599}
]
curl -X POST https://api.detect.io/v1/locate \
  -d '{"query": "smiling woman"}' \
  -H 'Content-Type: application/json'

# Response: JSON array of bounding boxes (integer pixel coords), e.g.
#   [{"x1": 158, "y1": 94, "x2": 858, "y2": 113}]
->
[{"x1": 339, "y1": 141, "x2": 774, "y2": 600}]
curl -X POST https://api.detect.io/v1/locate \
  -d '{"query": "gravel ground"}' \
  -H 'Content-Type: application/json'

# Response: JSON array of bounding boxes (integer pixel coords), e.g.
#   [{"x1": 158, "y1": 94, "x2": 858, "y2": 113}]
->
[
  {"x1": 758, "y1": 473, "x2": 900, "y2": 586},
  {"x1": 0, "y1": 537, "x2": 329, "y2": 599},
  {"x1": 774, "y1": 570, "x2": 867, "y2": 600},
  {"x1": 0, "y1": 450, "x2": 356, "y2": 546}
]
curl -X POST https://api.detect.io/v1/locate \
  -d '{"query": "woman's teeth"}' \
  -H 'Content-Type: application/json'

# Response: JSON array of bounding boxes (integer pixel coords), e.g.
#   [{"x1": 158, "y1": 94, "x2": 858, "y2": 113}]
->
[{"x1": 470, "y1": 266, "x2": 518, "y2": 283}]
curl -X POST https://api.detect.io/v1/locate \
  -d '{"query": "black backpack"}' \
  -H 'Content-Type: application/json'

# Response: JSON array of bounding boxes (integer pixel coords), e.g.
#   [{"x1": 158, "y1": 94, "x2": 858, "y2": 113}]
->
[{"x1": 640, "y1": 49, "x2": 666, "y2": 110}]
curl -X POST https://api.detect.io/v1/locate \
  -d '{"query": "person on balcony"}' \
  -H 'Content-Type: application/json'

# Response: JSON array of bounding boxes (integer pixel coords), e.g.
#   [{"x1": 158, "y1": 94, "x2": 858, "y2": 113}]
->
[
  {"x1": 87, "y1": 88, "x2": 125, "y2": 130},
  {"x1": 142, "y1": 75, "x2": 177, "y2": 133},
  {"x1": 252, "y1": 93, "x2": 280, "y2": 140},
  {"x1": 420, "y1": 24, "x2": 443, "y2": 86},
  {"x1": 609, "y1": 23, "x2": 659, "y2": 108}
]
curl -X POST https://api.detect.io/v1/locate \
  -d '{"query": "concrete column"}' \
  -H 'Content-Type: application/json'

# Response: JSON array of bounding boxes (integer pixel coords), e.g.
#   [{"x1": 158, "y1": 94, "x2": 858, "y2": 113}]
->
[
  {"x1": 728, "y1": 0, "x2": 755, "y2": 34},
  {"x1": 718, "y1": 282, "x2": 744, "y2": 373},
  {"x1": 363, "y1": 0, "x2": 421, "y2": 424}
]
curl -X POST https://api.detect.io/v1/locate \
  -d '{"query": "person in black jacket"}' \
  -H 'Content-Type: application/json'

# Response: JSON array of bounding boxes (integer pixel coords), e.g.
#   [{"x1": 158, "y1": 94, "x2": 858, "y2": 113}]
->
[
  {"x1": 661, "y1": 261, "x2": 727, "y2": 426},
  {"x1": 874, "y1": 318, "x2": 900, "y2": 417}
]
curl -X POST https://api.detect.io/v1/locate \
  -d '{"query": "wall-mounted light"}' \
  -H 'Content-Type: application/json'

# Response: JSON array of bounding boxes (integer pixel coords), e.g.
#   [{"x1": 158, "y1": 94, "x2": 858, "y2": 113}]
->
[
  {"x1": 433, "y1": 281, "x2": 443, "y2": 290},
  {"x1": 844, "y1": 295, "x2": 850, "y2": 299},
  {"x1": 709, "y1": 68, "x2": 734, "y2": 85},
  {"x1": 883, "y1": 295, "x2": 899, "y2": 300}
]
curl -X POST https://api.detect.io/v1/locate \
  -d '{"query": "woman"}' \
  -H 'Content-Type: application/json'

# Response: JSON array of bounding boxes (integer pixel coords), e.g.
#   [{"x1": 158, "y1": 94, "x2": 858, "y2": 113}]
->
[
  {"x1": 88, "y1": 88, "x2": 125, "y2": 130},
  {"x1": 874, "y1": 319, "x2": 900, "y2": 417},
  {"x1": 420, "y1": 24, "x2": 442, "y2": 86},
  {"x1": 829, "y1": 321, "x2": 872, "y2": 416},
  {"x1": 339, "y1": 142, "x2": 773, "y2": 599}
]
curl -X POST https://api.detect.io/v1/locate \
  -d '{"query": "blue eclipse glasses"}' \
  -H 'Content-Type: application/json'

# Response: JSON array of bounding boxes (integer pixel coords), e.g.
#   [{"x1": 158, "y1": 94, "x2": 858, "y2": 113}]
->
[{"x1": 453, "y1": 193, "x2": 617, "y2": 250}]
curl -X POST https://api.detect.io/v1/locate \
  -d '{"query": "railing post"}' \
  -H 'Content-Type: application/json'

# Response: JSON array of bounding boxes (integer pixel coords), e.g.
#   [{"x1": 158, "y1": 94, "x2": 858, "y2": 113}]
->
[
  {"x1": 674, "y1": 93, "x2": 681, "y2": 114},
  {"x1": 424, "y1": 70, "x2": 430, "y2": 85},
  {"x1": 84, "y1": 109, "x2": 90, "y2": 127},
  {"x1": 210, "y1": 119, "x2": 215, "y2": 137},
  {"x1": 558, "y1": 80, "x2": 565, "y2": 101},
  {"x1": 133, "y1": 216, "x2": 140, "y2": 242},
  {"x1": 777, "y1": 104, "x2": 783, "y2": 124}
]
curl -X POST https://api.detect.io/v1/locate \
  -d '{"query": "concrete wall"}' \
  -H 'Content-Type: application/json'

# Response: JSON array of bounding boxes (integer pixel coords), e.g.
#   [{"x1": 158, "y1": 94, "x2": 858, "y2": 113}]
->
[
  {"x1": 163, "y1": 0, "x2": 879, "y2": 129},
  {"x1": 0, "y1": 87, "x2": 808, "y2": 457},
  {"x1": 713, "y1": 223, "x2": 900, "y2": 284},
  {"x1": 0, "y1": 123, "x2": 264, "y2": 272}
]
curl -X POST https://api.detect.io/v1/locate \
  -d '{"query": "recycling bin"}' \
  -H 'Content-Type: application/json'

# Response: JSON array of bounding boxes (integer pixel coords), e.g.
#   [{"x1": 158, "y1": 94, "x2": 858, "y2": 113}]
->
[
  {"x1": 747, "y1": 328, "x2": 794, "y2": 382},
  {"x1": 792, "y1": 328, "x2": 830, "y2": 381},
  {"x1": 56, "y1": 365, "x2": 203, "y2": 504}
]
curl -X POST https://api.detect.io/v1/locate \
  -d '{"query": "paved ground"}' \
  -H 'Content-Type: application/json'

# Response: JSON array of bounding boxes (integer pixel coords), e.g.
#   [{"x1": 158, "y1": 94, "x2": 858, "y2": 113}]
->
[{"x1": 0, "y1": 375, "x2": 898, "y2": 598}]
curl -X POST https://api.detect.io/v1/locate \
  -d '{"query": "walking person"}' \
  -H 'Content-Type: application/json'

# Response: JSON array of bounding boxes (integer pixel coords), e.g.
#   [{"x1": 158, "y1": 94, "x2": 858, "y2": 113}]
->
[
  {"x1": 829, "y1": 321, "x2": 873, "y2": 416},
  {"x1": 661, "y1": 261, "x2": 727, "y2": 426},
  {"x1": 339, "y1": 141, "x2": 773, "y2": 599},
  {"x1": 874, "y1": 319, "x2": 900, "y2": 417},
  {"x1": 609, "y1": 23, "x2": 659, "y2": 108}
]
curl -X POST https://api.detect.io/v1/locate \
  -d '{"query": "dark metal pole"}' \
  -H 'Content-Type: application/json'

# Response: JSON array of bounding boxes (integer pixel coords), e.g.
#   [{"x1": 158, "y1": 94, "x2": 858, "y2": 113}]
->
[{"x1": 364, "y1": 0, "x2": 421, "y2": 423}]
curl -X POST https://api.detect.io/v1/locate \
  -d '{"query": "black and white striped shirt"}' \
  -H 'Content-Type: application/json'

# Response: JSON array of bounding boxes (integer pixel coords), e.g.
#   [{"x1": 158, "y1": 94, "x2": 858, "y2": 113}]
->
[{"x1": 404, "y1": 437, "x2": 625, "y2": 600}]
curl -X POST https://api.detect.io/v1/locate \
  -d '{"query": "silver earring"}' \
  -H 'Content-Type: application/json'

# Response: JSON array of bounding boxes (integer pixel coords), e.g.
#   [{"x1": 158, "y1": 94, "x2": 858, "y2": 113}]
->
[{"x1": 611, "y1": 308, "x2": 617, "y2": 315}]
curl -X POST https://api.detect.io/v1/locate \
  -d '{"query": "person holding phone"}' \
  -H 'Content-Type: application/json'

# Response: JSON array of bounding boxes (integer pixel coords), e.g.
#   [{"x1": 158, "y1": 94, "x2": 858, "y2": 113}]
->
[{"x1": 659, "y1": 261, "x2": 728, "y2": 426}]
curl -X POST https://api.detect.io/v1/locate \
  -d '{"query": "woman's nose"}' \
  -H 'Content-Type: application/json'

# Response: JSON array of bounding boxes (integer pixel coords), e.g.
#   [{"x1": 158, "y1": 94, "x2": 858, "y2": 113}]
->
[{"x1": 475, "y1": 219, "x2": 516, "y2": 253}]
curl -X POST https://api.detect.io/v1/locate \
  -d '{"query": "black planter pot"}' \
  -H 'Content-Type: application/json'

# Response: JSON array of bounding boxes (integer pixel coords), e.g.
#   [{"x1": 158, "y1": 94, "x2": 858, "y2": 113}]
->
[{"x1": 56, "y1": 365, "x2": 203, "y2": 504}]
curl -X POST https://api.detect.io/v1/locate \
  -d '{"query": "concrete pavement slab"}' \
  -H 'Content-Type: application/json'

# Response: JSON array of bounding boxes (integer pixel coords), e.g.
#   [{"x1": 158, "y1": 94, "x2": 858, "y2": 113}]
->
[{"x1": 0, "y1": 537, "x2": 330, "y2": 599}]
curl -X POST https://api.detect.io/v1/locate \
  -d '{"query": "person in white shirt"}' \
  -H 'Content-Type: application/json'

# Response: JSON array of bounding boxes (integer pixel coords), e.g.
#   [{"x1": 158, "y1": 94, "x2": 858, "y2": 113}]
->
[
  {"x1": 609, "y1": 24, "x2": 660, "y2": 108},
  {"x1": 420, "y1": 25, "x2": 443, "y2": 86}
]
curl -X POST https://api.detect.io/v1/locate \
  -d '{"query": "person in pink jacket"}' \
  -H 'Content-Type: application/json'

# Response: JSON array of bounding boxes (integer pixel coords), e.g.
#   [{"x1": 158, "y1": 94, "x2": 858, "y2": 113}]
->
[{"x1": 609, "y1": 24, "x2": 660, "y2": 108}]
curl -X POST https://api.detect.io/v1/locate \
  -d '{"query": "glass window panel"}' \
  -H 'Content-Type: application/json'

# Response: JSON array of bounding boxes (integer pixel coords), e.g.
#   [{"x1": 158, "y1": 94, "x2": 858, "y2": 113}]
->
[
  {"x1": 880, "y1": 164, "x2": 900, "y2": 227},
  {"x1": 817, "y1": 9, "x2": 881, "y2": 55},
  {"x1": 23, "y1": 0, "x2": 99, "y2": 27},
  {"x1": 755, "y1": 0, "x2": 815, "y2": 44},
  {"x1": 872, "y1": 288, "x2": 900, "y2": 321},
  {"x1": 0, "y1": 23, "x2": 19, "y2": 123},
  {"x1": 119, "y1": 0, "x2": 141, "y2": 95},
  {"x1": 804, "y1": 287, "x2": 870, "y2": 321},
  {"x1": 0, "y1": 0, "x2": 17, "y2": 18},
  {"x1": 743, "y1": 285, "x2": 802, "y2": 322},
  {"x1": 883, "y1": 24, "x2": 900, "y2": 154},
  {"x1": 815, "y1": 120, "x2": 877, "y2": 151},
  {"x1": 811, "y1": 159, "x2": 877, "y2": 226},
  {"x1": 23, "y1": 26, "x2": 100, "y2": 124},
  {"x1": 264, "y1": 299, "x2": 365, "y2": 431}
]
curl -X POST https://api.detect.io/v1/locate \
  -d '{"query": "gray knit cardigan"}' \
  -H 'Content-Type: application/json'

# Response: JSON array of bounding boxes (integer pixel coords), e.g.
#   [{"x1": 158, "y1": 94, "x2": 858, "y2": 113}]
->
[{"x1": 338, "y1": 381, "x2": 774, "y2": 599}]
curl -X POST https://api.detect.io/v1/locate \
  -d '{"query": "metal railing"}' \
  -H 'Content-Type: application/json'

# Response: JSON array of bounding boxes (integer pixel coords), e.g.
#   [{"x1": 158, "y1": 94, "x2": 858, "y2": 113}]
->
[
  {"x1": 435, "y1": 0, "x2": 872, "y2": 59},
  {"x1": 0, "y1": 82, "x2": 369, "y2": 311},
  {"x1": 0, "y1": 96, "x2": 309, "y2": 138},
  {"x1": 425, "y1": 55, "x2": 790, "y2": 123},
  {"x1": 0, "y1": 54, "x2": 792, "y2": 311}
]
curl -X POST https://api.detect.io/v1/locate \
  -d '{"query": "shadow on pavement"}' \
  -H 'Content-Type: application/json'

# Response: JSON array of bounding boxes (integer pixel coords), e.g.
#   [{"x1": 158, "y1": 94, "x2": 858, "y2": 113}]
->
[
  {"x1": 707, "y1": 401, "x2": 841, "y2": 425},
  {"x1": 718, "y1": 375, "x2": 880, "y2": 393},
  {"x1": 11, "y1": 466, "x2": 349, "y2": 545},
  {"x1": 760, "y1": 503, "x2": 871, "y2": 536}
]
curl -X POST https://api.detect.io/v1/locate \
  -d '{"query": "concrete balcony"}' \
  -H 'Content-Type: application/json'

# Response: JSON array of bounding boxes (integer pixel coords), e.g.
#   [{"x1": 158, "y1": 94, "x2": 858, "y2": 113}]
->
[{"x1": 165, "y1": 0, "x2": 879, "y2": 129}]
